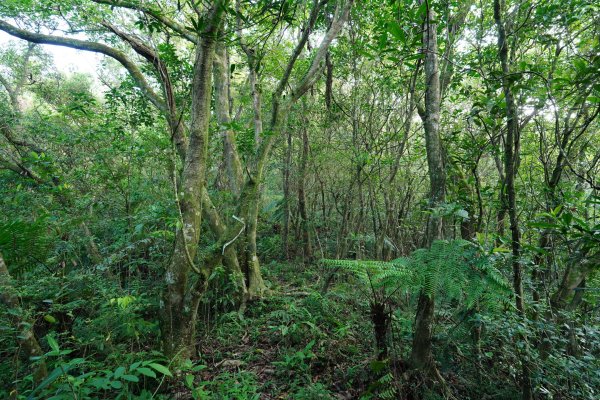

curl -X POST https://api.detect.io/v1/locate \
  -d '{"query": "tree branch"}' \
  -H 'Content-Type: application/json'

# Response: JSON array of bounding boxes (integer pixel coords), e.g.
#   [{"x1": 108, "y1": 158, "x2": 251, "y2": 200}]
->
[
  {"x1": 92, "y1": 0, "x2": 198, "y2": 43},
  {"x1": 0, "y1": 19, "x2": 167, "y2": 114},
  {"x1": 272, "y1": 0, "x2": 322, "y2": 106},
  {"x1": 292, "y1": 0, "x2": 354, "y2": 102},
  {"x1": 100, "y1": 21, "x2": 188, "y2": 157}
]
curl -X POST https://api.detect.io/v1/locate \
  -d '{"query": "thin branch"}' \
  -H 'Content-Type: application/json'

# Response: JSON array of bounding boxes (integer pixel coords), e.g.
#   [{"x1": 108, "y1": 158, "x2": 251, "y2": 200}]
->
[{"x1": 92, "y1": 0, "x2": 198, "y2": 43}]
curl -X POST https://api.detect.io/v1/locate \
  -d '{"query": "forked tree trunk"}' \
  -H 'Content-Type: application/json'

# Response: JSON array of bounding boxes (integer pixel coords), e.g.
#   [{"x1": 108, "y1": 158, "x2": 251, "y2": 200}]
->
[
  {"x1": 229, "y1": 0, "x2": 354, "y2": 299},
  {"x1": 160, "y1": 1, "x2": 227, "y2": 361}
]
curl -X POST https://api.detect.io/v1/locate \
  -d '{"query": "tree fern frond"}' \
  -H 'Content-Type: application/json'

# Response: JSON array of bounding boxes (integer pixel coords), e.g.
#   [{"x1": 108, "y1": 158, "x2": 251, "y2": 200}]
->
[
  {"x1": 321, "y1": 239, "x2": 512, "y2": 309},
  {"x1": 0, "y1": 217, "x2": 51, "y2": 275}
]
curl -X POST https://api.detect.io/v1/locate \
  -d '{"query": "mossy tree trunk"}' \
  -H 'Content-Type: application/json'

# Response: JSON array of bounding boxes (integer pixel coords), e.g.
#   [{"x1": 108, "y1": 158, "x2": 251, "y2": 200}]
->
[
  {"x1": 160, "y1": 1, "x2": 228, "y2": 361},
  {"x1": 410, "y1": 0, "x2": 446, "y2": 379},
  {"x1": 0, "y1": 252, "x2": 48, "y2": 384}
]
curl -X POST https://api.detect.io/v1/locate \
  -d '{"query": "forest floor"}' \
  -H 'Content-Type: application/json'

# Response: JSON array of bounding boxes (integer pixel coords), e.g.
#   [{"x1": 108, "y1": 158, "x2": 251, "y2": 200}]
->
[{"x1": 172, "y1": 261, "x2": 393, "y2": 399}]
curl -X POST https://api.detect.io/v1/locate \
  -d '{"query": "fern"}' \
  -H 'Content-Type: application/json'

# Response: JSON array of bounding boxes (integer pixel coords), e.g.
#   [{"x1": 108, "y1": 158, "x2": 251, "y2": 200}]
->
[
  {"x1": 0, "y1": 217, "x2": 51, "y2": 275},
  {"x1": 321, "y1": 239, "x2": 511, "y2": 309},
  {"x1": 320, "y1": 258, "x2": 412, "y2": 302}
]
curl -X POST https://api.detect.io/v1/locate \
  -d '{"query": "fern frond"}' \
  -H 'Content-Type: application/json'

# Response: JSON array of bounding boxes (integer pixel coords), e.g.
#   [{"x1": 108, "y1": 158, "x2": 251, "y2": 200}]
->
[
  {"x1": 0, "y1": 217, "x2": 51, "y2": 275},
  {"x1": 321, "y1": 239, "x2": 512, "y2": 310}
]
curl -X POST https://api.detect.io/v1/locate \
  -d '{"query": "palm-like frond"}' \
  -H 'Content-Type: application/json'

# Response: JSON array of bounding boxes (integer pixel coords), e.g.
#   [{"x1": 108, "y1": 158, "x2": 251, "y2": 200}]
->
[
  {"x1": 321, "y1": 239, "x2": 511, "y2": 309},
  {"x1": 0, "y1": 217, "x2": 50, "y2": 275}
]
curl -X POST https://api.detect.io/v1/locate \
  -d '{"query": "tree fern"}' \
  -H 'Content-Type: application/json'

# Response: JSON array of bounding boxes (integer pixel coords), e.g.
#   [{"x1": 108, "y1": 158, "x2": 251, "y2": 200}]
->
[
  {"x1": 321, "y1": 239, "x2": 511, "y2": 309},
  {"x1": 320, "y1": 258, "x2": 412, "y2": 303},
  {"x1": 0, "y1": 217, "x2": 51, "y2": 275}
]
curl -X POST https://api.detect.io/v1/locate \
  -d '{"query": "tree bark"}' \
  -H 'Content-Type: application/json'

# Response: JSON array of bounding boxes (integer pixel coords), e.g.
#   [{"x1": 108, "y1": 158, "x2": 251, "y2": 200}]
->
[
  {"x1": 282, "y1": 128, "x2": 293, "y2": 260},
  {"x1": 213, "y1": 42, "x2": 244, "y2": 195},
  {"x1": 298, "y1": 107, "x2": 313, "y2": 261},
  {"x1": 494, "y1": 1, "x2": 533, "y2": 398},
  {"x1": 0, "y1": 252, "x2": 48, "y2": 384},
  {"x1": 410, "y1": 1, "x2": 446, "y2": 381},
  {"x1": 160, "y1": 1, "x2": 227, "y2": 361}
]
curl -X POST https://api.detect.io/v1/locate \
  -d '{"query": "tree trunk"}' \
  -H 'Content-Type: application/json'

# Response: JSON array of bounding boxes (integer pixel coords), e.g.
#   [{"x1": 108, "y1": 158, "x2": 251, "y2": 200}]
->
[
  {"x1": 370, "y1": 302, "x2": 391, "y2": 361},
  {"x1": 0, "y1": 252, "x2": 48, "y2": 384},
  {"x1": 230, "y1": 0, "x2": 353, "y2": 299},
  {"x1": 325, "y1": 51, "x2": 333, "y2": 110},
  {"x1": 200, "y1": 188, "x2": 248, "y2": 306},
  {"x1": 494, "y1": 1, "x2": 532, "y2": 398},
  {"x1": 160, "y1": 1, "x2": 226, "y2": 361},
  {"x1": 239, "y1": 179, "x2": 267, "y2": 299},
  {"x1": 410, "y1": 1, "x2": 446, "y2": 381},
  {"x1": 551, "y1": 250, "x2": 597, "y2": 311},
  {"x1": 213, "y1": 42, "x2": 243, "y2": 195},
  {"x1": 282, "y1": 128, "x2": 293, "y2": 260},
  {"x1": 298, "y1": 110, "x2": 313, "y2": 261}
]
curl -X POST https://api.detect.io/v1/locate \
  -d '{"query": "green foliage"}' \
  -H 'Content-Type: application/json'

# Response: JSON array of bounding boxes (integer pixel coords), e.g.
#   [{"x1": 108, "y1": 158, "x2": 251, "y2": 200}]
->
[
  {"x1": 0, "y1": 0, "x2": 599, "y2": 399},
  {"x1": 321, "y1": 257, "x2": 410, "y2": 302},
  {"x1": 322, "y1": 239, "x2": 511, "y2": 309},
  {"x1": 19, "y1": 335, "x2": 172, "y2": 400},
  {"x1": 190, "y1": 371, "x2": 260, "y2": 400},
  {"x1": 201, "y1": 266, "x2": 245, "y2": 317},
  {"x1": 272, "y1": 339, "x2": 316, "y2": 379},
  {"x1": 0, "y1": 217, "x2": 51, "y2": 275},
  {"x1": 291, "y1": 382, "x2": 335, "y2": 399}
]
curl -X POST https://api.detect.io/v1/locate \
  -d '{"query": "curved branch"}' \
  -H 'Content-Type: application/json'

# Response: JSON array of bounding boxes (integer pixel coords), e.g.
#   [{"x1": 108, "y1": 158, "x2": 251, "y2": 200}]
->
[
  {"x1": 0, "y1": 73, "x2": 18, "y2": 110},
  {"x1": 292, "y1": 0, "x2": 354, "y2": 102},
  {"x1": 100, "y1": 21, "x2": 188, "y2": 158},
  {"x1": 0, "y1": 19, "x2": 167, "y2": 114},
  {"x1": 92, "y1": 0, "x2": 197, "y2": 43},
  {"x1": 272, "y1": 0, "x2": 321, "y2": 105}
]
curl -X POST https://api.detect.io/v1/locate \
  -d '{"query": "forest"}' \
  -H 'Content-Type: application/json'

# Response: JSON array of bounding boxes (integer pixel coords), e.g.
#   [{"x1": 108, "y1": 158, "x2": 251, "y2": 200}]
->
[{"x1": 0, "y1": 0, "x2": 598, "y2": 399}]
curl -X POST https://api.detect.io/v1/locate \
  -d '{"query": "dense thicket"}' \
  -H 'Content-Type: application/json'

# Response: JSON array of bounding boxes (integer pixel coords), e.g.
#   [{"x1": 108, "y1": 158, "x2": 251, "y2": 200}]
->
[{"x1": 0, "y1": 0, "x2": 599, "y2": 399}]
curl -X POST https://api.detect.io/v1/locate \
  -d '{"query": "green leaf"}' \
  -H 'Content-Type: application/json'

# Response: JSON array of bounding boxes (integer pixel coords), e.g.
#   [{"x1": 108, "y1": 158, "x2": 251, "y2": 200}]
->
[
  {"x1": 148, "y1": 363, "x2": 172, "y2": 377},
  {"x1": 378, "y1": 31, "x2": 388, "y2": 50},
  {"x1": 529, "y1": 222, "x2": 560, "y2": 229},
  {"x1": 122, "y1": 374, "x2": 139, "y2": 382},
  {"x1": 455, "y1": 209, "x2": 469, "y2": 219},
  {"x1": 551, "y1": 204, "x2": 563, "y2": 216},
  {"x1": 44, "y1": 314, "x2": 57, "y2": 324},
  {"x1": 387, "y1": 22, "x2": 405, "y2": 43},
  {"x1": 111, "y1": 380, "x2": 123, "y2": 389},
  {"x1": 192, "y1": 364, "x2": 207, "y2": 372},
  {"x1": 47, "y1": 335, "x2": 59, "y2": 353},
  {"x1": 130, "y1": 361, "x2": 141, "y2": 370},
  {"x1": 185, "y1": 374, "x2": 194, "y2": 388},
  {"x1": 114, "y1": 366, "x2": 125, "y2": 379},
  {"x1": 561, "y1": 212, "x2": 573, "y2": 226},
  {"x1": 136, "y1": 367, "x2": 156, "y2": 378},
  {"x1": 417, "y1": 1, "x2": 428, "y2": 18}
]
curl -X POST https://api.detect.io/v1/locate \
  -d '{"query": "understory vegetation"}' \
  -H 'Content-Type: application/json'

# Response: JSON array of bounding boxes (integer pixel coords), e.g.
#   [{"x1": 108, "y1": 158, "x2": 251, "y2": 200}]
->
[{"x1": 0, "y1": 0, "x2": 599, "y2": 399}]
